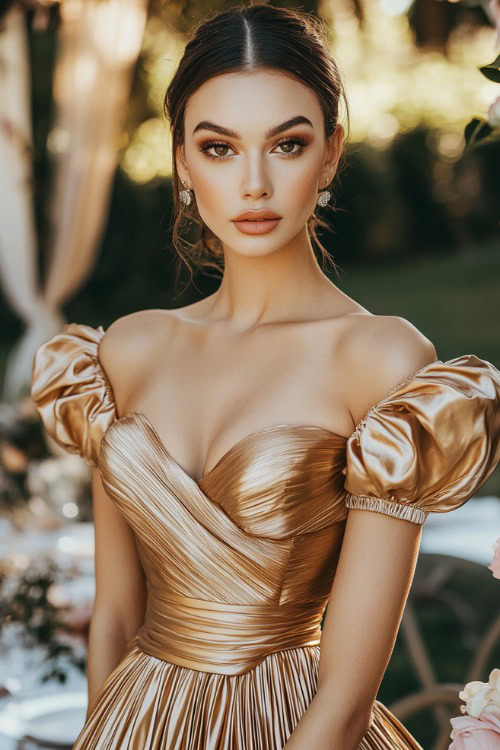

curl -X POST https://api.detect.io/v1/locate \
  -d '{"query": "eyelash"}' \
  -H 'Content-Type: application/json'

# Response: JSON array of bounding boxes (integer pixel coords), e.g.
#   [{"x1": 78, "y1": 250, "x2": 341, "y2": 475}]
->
[{"x1": 199, "y1": 136, "x2": 310, "y2": 161}]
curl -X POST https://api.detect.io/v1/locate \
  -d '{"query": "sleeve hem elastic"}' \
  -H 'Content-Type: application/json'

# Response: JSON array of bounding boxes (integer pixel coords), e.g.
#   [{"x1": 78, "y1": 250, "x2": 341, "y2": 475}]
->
[{"x1": 344, "y1": 493, "x2": 428, "y2": 525}]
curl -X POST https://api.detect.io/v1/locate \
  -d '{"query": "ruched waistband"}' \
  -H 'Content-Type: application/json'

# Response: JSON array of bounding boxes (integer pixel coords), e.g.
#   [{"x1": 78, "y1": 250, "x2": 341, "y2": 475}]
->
[{"x1": 137, "y1": 589, "x2": 325, "y2": 675}]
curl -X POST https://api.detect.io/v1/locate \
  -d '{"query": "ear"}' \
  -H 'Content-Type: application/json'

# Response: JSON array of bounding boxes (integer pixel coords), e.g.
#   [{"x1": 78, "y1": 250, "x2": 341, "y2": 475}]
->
[
  {"x1": 175, "y1": 143, "x2": 191, "y2": 188},
  {"x1": 320, "y1": 124, "x2": 344, "y2": 188}
]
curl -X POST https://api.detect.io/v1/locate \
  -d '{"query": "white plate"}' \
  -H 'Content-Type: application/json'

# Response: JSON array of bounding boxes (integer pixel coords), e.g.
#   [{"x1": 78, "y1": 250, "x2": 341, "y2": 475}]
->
[{"x1": 0, "y1": 690, "x2": 87, "y2": 745}]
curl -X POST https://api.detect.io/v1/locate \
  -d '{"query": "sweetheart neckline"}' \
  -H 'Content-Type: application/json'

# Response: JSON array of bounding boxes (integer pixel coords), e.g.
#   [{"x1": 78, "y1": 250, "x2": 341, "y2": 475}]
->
[
  {"x1": 102, "y1": 357, "x2": 443, "y2": 484},
  {"x1": 109, "y1": 412, "x2": 348, "y2": 485}
]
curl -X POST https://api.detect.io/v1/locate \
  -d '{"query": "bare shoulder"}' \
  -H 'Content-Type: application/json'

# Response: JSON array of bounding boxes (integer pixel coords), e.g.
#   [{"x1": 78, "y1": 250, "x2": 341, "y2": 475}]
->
[
  {"x1": 339, "y1": 314, "x2": 438, "y2": 426},
  {"x1": 98, "y1": 309, "x2": 178, "y2": 413}
]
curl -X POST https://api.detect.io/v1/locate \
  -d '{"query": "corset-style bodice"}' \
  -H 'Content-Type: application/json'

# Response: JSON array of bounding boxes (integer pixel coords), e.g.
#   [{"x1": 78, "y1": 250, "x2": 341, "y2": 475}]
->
[{"x1": 99, "y1": 414, "x2": 349, "y2": 674}]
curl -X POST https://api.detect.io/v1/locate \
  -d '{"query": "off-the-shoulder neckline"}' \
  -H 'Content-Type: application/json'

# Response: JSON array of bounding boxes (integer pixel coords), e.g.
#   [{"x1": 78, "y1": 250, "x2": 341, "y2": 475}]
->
[
  {"x1": 91, "y1": 321, "x2": 441, "y2": 439},
  {"x1": 102, "y1": 357, "x2": 439, "y2": 484}
]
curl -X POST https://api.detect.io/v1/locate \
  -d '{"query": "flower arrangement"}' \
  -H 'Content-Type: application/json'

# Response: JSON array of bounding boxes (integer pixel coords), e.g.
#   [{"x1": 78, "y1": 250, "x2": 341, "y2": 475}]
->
[
  {"x1": 448, "y1": 537, "x2": 500, "y2": 747},
  {"x1": 0, "y1": 561, "x2": 87, "y2": 688}
]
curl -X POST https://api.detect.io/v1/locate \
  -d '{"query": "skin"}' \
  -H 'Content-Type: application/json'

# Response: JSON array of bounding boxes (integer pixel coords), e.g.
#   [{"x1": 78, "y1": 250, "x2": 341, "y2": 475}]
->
[
  {"x1": 88, "y1": 68, "x2": 438, "y2": 746},
  {"x1": 176, "y1": 67, "x2": 345, "y2": 331}
]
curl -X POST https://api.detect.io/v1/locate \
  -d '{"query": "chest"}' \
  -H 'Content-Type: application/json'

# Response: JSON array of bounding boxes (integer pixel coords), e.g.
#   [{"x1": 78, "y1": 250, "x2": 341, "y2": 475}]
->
[{"x1": 124, "y1": 325, "x2": 353, "y2": 482}]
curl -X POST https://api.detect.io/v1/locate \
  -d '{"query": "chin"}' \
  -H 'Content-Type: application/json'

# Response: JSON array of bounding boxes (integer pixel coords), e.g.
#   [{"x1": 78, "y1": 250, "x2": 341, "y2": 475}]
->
[{"x1": 224, "y1": 241, "x2": 284, "y2": 258}]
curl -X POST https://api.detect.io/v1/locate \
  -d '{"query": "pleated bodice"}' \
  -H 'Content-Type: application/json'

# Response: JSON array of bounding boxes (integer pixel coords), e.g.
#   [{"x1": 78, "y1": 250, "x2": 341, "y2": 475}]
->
[{"x1": 99, "y1": 414, "x2": 348, "y2": 674}]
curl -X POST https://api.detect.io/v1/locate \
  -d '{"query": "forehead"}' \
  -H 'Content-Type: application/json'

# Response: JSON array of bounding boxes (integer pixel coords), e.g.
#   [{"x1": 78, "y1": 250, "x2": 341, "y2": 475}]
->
[{"x1": 184, "y1": 69, "x2": 322, "y2": 137}]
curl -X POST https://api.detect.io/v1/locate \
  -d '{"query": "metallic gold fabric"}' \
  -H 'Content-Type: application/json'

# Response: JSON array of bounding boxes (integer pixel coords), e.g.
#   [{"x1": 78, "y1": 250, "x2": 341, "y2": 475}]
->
[
  {"x1": 30, "y1": 323, "x2": 500, "y2": 749},
  {"x1": 30, "y1": 323, "x2": 115, "y2": 468},
  {"x1": 344, "y1": 354, "x2": 500, "y2": 522},
  {"x1": 81, "y1": 636, "x2": 420, "y2": 750},
  {"x1": 137, "y1": 589, "x2": 325, "y2": 675}
]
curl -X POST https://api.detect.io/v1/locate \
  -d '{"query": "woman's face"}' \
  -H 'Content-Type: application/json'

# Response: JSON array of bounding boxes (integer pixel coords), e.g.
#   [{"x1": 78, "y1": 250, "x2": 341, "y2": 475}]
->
[{"x1": 176, "y1": 68, "x2": 343, "y2": 258}]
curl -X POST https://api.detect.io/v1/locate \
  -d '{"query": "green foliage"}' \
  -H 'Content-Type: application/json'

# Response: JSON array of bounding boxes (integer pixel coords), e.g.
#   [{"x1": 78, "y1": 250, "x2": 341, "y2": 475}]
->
[
  {"x1": 480, "y1": 54, "x2": 500, "y2": 84},
  {"x1": 464, "y1": 117, "x2": 494, "y2": 147},
  {"x1": 464, "y1": 55, "x2": 500, "y2": 148}
]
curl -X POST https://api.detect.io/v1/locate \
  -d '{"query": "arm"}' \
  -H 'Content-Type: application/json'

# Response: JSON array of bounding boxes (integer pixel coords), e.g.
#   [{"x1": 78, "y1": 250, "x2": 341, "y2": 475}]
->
[
  {"x1": 283, "y1": 509, "x2": 423, "y2": 748},
  {"x1": 85, "y1": 315, "x2": 157, "y2": 718},
  {"x1": 284, "y1": 315, "x2": 437, "y2": 748},
  {"x1": 86, "y1": 466, "x2": 147, "y2": 718}
]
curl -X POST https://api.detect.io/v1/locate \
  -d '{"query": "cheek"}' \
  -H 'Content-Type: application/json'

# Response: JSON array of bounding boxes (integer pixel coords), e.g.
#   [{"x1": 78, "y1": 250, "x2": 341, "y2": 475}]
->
[
  {"x1": 287, "y1": 167, "x2": 319, "y2": 211},
  {"x1": 189, "y1": 166, "x2": 227, "y2": 222}
]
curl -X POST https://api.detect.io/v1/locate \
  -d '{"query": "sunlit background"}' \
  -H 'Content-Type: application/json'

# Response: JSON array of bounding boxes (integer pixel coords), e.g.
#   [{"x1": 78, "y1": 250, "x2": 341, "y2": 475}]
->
[{"x1": 120, "y1": 1, "x2": 500, "y2": 182}]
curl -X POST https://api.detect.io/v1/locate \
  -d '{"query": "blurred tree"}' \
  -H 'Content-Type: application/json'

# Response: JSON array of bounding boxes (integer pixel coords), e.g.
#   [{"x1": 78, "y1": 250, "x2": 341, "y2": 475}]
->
[
  {"x1": 149, "y1": 0, "x2": 323, "y2": 37},
  {"x1": 408, "y1": 0, "x2": 488, "y2": 50}
]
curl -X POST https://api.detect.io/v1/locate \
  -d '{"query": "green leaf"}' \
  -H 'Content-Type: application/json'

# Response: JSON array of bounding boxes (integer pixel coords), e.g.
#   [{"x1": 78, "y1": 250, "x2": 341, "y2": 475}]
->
[
  {"x1": 480, "y1": 54, "x2": 500, "y2": 83},
  {"x1": 464, "y1": 117, "x2": 493, "y2": 147}
]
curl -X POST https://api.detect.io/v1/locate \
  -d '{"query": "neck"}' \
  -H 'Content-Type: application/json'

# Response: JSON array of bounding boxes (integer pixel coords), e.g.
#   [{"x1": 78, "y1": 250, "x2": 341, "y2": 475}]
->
[{"x1": 204, "y1": 226, "x2": 343, "y2": 329}]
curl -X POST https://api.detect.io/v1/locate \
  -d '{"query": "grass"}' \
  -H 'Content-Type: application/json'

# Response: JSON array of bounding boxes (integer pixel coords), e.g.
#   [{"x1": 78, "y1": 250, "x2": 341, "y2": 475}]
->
[{"x1": 334, "y1": 241, "x2": 500, "y2": 367}]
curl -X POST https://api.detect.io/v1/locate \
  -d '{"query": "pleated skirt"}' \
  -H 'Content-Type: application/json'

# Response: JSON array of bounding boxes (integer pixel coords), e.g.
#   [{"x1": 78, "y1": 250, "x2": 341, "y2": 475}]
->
[{"x1": 72, "y1": 636, "x2": 423, "y2": 749}]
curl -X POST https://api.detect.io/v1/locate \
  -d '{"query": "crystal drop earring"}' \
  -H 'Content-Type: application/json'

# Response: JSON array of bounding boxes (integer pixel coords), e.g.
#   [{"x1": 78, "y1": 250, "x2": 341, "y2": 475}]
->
[
  {"x1": 317, "y1": 189, "x2": 331, "y2": 207},
  {"x1": 179, "y1": 182, "x2": 193, "y2": 206},
  {"x1": 317, "y1": 174, "x2": 333, "y2": 207}
]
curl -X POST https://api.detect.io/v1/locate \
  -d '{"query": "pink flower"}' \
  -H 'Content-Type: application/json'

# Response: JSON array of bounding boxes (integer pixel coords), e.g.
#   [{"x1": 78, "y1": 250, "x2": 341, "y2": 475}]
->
[
  {"x1": 488, "y1": 537, "x2": 500, "y2": 579},
  {"x1": 449, "y1": 711, "x2": 500, "y2": 748}
]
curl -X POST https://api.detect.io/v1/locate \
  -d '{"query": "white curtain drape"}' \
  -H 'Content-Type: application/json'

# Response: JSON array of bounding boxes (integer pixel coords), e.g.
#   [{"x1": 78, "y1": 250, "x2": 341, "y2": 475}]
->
[
  {"x1": 0, "y1": 0, "x2": 148, "y2": 402},
  {"x1": 0, "y1": 5, "x2": 52, "y2": 402}
]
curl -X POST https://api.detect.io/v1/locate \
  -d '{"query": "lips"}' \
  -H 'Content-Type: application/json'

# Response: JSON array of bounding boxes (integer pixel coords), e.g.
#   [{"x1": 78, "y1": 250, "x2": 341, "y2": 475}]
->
[
  {"x1": 231, "y1": 212, "x2": 282, "y2": 235},
  {"x1": 232, "y1": 210, "x2": 282, "y2": 222}
]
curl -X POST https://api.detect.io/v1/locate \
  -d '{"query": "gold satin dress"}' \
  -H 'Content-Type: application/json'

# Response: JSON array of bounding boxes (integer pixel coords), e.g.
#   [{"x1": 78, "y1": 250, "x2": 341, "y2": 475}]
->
[{"x1": 30, "y1": 323, "x2": 500, "y2": 750}]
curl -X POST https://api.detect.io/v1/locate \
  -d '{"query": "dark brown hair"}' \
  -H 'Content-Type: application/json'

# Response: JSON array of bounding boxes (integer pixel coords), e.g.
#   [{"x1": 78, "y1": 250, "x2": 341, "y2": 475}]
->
[{"x1": 164, "y1": 2, "x2": 350, "y2": 284}]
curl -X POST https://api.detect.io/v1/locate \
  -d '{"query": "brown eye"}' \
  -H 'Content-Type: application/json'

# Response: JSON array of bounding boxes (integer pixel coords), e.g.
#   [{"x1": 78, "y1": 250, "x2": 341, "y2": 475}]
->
[
  {"x1": 213, "y1": 144, "x2": 229, "y2": 157},
  {"x1": 274, "y1": 137, "x2": 310, "y2": 157},
  {"x1": 199, "y1": 140, "x2": 234, "y2": 160}
]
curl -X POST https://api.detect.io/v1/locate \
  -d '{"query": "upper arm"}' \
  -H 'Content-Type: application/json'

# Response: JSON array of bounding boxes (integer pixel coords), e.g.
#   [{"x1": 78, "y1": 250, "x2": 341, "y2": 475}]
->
[
  {"x1": 342, "y1": 315, "x2": 437, "y2": 428},
  {"x1": 91, "y1": 465, "x2": 147, "y2": 633},
  {"x1": 317, "y1": 324, "x2": 500, "y2": 715},
  {"x1": 317, "y1": 507, "x2": 422, "y2": 715}
]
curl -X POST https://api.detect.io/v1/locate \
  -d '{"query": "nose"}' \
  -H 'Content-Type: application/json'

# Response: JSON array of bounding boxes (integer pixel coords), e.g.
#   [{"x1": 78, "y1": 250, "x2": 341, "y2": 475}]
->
[{"x1": 241, "y1": 153, "x2": 272, "y2": 200}]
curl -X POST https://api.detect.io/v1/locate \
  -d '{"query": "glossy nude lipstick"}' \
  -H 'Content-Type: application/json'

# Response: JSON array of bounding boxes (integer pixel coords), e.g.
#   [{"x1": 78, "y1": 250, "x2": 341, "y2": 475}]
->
[{"x1": 231, "y1": 209, "x2": 282, "y2": 235}]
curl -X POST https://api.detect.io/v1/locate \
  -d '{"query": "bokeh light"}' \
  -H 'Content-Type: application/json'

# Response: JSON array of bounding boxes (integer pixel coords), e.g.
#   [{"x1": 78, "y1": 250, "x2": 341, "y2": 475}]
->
[{"x1": 119, "y1": 0, "x2": 498, "y2": 183}]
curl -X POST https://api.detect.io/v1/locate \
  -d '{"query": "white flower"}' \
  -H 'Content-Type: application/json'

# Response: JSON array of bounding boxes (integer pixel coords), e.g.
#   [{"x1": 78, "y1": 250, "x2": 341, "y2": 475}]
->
[
  {"x1": 459, "y1": 668, "x2": 500, "y2": 718},
  {"x1": 489, "y1": 668, "x2": 500, "y2": 691},
  {"x1": 487, "y1": 96, "x2": 500, "y2": 129}
]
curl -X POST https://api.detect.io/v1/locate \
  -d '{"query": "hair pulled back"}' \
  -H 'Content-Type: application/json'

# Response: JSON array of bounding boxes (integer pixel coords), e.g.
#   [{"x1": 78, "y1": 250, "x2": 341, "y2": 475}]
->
[{"x1": 164, "y1": 2, "x2": 350, "y2": 282}]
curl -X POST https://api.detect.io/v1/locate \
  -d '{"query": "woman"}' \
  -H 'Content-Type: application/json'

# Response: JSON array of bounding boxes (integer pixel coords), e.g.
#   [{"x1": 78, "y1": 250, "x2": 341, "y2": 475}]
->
[{"x1": 30, "y1": 4, "x2": 500, "y2": 749}]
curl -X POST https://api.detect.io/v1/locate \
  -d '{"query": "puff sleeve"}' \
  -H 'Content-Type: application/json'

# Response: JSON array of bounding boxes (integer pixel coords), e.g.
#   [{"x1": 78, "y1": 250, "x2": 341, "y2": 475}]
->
[
  {"x1": 343, "y1": 354, "x2": 500, "y2": 525},
  {"x1": 30, "y1": 323, "x2": 117, "y2": 468}
]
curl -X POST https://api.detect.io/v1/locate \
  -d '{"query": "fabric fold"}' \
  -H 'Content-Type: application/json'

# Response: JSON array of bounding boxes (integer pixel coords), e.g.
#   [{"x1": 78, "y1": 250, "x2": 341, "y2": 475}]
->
[
  {"x1": 137, "y1": 589, "x2": 325, "y2": 675},
  {"x1": 344, "y1": 354, "x2": 500, "y2": 522},
  {"x1": 76, "y1": 637, "x2": 423, "y2": 750},
  {"x1": 31, "y1": 322, "x2": 115, "y2": 467}
]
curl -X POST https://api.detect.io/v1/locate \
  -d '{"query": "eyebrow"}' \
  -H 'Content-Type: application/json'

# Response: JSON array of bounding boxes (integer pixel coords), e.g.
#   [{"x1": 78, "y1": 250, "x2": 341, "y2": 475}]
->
[{"x1": 192, "y1": 115, "x2": 314, "y2": 140}]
